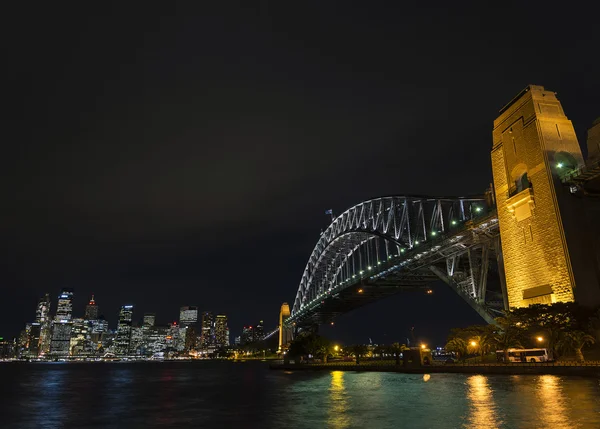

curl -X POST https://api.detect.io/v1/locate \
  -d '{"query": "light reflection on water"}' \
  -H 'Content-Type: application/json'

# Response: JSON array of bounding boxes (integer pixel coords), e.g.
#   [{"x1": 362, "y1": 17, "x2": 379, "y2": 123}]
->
[
  {"x1": 465, "y1": 375, "x2": 500, "y2": 429},
  {"x1": 2, "y1": 362, "x2": 600, "y2": 429},
  {"x1": 537, "y1": 375, "x2": 569, "y2": 428},
  {"x1": 328, "y1": 371, "x2": 350, "y2": 429}
]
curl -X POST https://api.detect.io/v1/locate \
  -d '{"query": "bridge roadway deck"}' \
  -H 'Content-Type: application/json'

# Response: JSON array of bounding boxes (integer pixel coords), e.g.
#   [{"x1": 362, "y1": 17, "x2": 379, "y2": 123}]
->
[{"x1": 287, "y1": 210, "x2": 500, "y2": 329}]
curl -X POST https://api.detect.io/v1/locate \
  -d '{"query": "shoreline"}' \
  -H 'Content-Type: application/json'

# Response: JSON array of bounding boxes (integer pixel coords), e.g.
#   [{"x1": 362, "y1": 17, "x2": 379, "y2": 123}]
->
[{"x1": 270, "y1": 363, "x2": 600, "y2": 377}]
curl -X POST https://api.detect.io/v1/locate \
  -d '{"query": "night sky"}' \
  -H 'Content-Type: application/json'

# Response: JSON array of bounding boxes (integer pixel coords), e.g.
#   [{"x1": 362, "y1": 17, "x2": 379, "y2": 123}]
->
[{"x1": 2, "y1": 3, "x2": 599, "y2": 346}]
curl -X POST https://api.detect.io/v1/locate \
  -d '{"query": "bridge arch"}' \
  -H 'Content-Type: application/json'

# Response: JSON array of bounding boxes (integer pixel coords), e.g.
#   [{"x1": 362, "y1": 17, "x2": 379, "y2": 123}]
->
[{"x1": 290, "y1": 196, "x2": 502, "y2": 326}]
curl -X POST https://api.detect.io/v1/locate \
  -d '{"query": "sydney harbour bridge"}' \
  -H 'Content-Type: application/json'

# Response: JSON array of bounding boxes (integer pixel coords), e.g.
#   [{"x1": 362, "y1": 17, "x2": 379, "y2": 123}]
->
[{"x1": 264, "y1": 85, "x2": 600, "y2": 348}]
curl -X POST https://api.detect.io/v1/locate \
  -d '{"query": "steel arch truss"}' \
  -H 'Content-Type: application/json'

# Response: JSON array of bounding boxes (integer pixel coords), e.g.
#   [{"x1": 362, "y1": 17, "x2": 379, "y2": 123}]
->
[{"x1": 290, "y1": 196, "x2": 505, "y2": 327}]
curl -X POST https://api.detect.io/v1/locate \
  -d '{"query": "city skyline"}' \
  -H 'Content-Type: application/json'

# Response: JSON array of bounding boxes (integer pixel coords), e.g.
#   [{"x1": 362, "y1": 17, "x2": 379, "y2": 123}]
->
[{"x1": 5, "y1": 287, "x2": 282, "y2": 359}]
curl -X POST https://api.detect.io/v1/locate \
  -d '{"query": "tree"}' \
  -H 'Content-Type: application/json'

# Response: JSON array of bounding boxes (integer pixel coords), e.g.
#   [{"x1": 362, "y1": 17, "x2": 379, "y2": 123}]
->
[
  {"x1": 493, "y1": 330, "x2": 523, "y2": 363},
  {"x1": 467, "y1": 334, "x2": 493, "y2": 361},
  {"x1": 445, "y1": 338, "x2": 467, "y2": 360},
  {"x1": 373, "y1": 345, "x2": 387, "y2": 361},
  {"x1": 558, "y1": 330, "x2": 595, "y2": 362},
  {"x1": 587, "y1": 309, "x2": 600, "y2": 342},
  {"x1": 388, "y1": 343, "x2": 408, "y2": 365},
  {"x1": 348, "y1": 344, "x2": 369, "y2": 364}
]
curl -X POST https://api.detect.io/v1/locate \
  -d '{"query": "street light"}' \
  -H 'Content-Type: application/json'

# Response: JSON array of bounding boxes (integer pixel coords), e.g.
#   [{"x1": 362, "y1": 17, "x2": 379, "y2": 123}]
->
[
  {"x1": 358, "y1": 288, "x2": 364, "y2": 293},
  {"x1": 420, "y1": 344, "x2": 426, "y2": 350},
  {"x1": 334, "y1": 345, "x2": 339, "y2": 352},
  {"x1": 470, "y1": 341, "x2": 477, "y2": 347},
  {"x1": 536, "y1": 336, "x2": 544, "y2": 343}
]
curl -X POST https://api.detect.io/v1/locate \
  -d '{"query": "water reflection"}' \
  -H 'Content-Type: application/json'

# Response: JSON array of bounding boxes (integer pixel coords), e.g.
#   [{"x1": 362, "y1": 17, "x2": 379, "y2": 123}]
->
[
  {"x1": 536, "y1": 375, "x2": 570, "y2": 428},
  {"x1": 328, "y1": 371, "x2": 350, "y2": 429},
  {"x1": 465, "y1": 375, "x2": 500, "y2": 429}
]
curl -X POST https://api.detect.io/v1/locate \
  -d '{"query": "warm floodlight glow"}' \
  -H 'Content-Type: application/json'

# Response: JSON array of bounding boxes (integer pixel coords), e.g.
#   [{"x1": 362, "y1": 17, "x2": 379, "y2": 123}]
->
[
  {"x1": 537, "y1": 336, "x2": 544, "y2": 342},
  {"x1": 334, "y1": 345, "x2": 339, "y2": 351},
  {"x1": 420, "y1": 344, "x2": 426, "y2": 349},
  {"x1": 358, "y1": 288, "x2": 363, "y2": 293},
  {"x1": 470, "y1": 341, "x2": 477, "y2": 347}
]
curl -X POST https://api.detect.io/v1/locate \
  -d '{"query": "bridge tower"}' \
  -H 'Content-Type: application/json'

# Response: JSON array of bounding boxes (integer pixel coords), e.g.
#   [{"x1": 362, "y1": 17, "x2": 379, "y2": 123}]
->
[
  {"x1": 491, "y1": 85, "x2": 600, "y2": 308},
  {"x1": 278, "y1": 302, "x2": 292, "y2": 352}
]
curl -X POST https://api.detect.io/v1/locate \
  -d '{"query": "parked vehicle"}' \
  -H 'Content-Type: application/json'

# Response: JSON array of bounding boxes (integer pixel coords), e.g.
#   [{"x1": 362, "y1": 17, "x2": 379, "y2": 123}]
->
[{"x1": 496, "y1": 348, "x2": 552, "y2": 363}]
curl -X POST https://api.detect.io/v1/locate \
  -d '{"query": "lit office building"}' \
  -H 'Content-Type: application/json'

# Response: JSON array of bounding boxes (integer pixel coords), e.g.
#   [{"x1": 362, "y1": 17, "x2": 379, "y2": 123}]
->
[
  {"x1": 165, "y1": 322, "x2": 180, "y2": 355},
  {"x1": 55, "y1": 289, "x2": 74, "y2": 321},
  {"x1": 130, "y1": 326, "x2": 144, "y2": 355},
  {"x1": 27, "y1": 323, "x2": 42, "y2": 358},
  {"x1": 84, "y1": 295, "x2": 99, "y2": 320},
  {"x1": 114, "y1": 305, "x2": 134, "y2": 355},
  {"x1": 36, "y1": 294, "x2": 52, "y2": 356},
  {"x1": 50, "y1": 289, "x2": 74, "y2": 357},
  {"x1": 70, "y1": 318, "x2": 91, "y2": 357},
  {"x1": 180, "y1": 306, "x2": 198, "y2": 352},
  {"x1": 241, "y1": 326, "x2": 254, "y2": 345},
  {"x1": 179, "y1": 306, "x2": 198, "y2": 327},
  {"x1": 214, "y1": 315, "x2": 229, "y2": 347},
  {"x1": 143, "y1": 313, "x2": 156, "y2": 328},
  {"x1": 0, "y1": 337, "x2": 15, "y2": 360},
  {"x1": 200, "y1": 312, "x2": 214, "y2": 349},
  {"x1": 255, "y1": 320, "x2": 264, "y2": 342},
  {"x1": 89, "y1": 317, "x2": 107, "y2": 354}
]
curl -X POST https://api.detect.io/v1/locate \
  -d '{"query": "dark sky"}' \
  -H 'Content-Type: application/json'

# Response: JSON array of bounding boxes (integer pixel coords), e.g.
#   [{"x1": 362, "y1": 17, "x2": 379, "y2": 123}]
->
[{"x1": 2, "y1": 2, "x2": 599, "y2": 345}]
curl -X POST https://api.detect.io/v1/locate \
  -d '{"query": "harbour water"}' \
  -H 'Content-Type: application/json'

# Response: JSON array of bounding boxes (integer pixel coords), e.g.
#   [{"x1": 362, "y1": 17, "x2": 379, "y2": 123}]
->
[{"x1": 2, "y1": 361, "x2": 600, "y2": 428}]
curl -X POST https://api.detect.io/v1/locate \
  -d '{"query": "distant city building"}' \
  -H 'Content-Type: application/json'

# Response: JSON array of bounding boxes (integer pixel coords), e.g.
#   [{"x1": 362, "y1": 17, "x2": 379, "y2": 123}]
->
[
  {"x1": 55, "y1": 289, "x2": 74, "y2": 322},
  {"x1": 166, "y1": 322, "x2": 180, "y2": 354},
  {"x1": 27, "y1": 323, "x2": 41, "y2": 357},
  {"x1": 0, "y1": 337, "x2": 15, "y2": 360},
  {"x1": 180, "y1": 306, "x2": 198, "y2": 353},
  {"x1": 50, "y1": 289, "x2": 74, "y2": 357},
  {"x1": 84, "y1": 295, "x2": 99, "y2": 320},
  {"x1": 130, "y1": 326, "x2": 144, "y2": 355},
  {"x1": 36, "y1": 294, "x2": 51, "y2": 323},
  {"x1": 90, "y1": 316, "x2": 108, "y2": 353},
  {"x1": 200, "y1": 312, "x2": 214, "y2": 349},
  {"x1": 179, "y1": 306, "x2": 198, "y2": 327},
  {"x1": 114, "y1": 305, "x2": 134, "y2": 355},
  {"x1": 255, "y1": 320, "x2": 264, "y2": 342},
  {"x1": 214, "y1": 315, "x2": 229, "y2": 348},
  {"x1": 241, "y1": 326, "x2": 254, "y2": 345},
  {"x1": 234, "y1": 335, "x2": 241, "y2": 346},
  {"x1": 70, "y1": 318, "x2": 91, "y2": 356},
  {"x1": 143, "y1": 313, "x2": 156, "y2": 328},
  {"x1": 36, "y1": 294, "x2": 52, "y2": 356}
]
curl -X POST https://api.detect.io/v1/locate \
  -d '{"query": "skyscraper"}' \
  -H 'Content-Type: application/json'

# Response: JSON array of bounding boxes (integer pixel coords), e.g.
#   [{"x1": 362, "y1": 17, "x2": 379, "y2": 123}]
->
[
  {"x1": 36, "y1": 294, "x2": 52, "y2": 356},
  {"x1": 55, "y1": 289, "x2": 74, "y2": 322},
  {"x1": 255, "y1": 320, "x2": 264, "y2": 342},
  {"x1": 84, "y1": 295, "x2": 99, "y2": 320},
  {"x1": 179, "y1": 306, "x2": 198, "y2": 327},
  {"x1": 200, "y1": 311, "x2": 214, "y2": 349},
  {"x1": 114, "y1": 305, "x2": 133, "y2": 355},
  {"x1": 241, "y1": 326, "x2": 253, "y2": 345},
  {"x1": 214, "y1": 315, "x2": 229, "y2": 348},
  {"x1": 143, "y1": 313, "x2": 156, "y2": 328},
  {"x1": 50, "y1": 289, "x2": 74, "y2": 357},
  {"x1": 180, "y1": 306, "x2": 198, "y2": 353}
]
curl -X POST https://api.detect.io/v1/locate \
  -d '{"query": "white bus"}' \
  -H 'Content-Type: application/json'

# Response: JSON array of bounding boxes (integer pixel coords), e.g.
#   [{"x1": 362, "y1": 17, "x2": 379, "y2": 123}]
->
[{"x1": 496, "y1": 348, "x2": 552, "y2": 363}]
